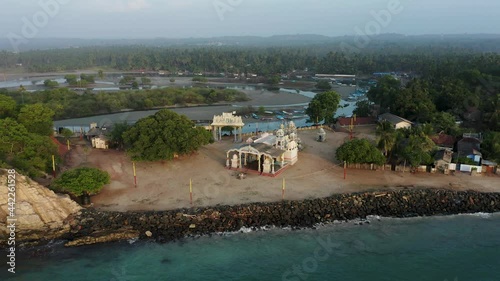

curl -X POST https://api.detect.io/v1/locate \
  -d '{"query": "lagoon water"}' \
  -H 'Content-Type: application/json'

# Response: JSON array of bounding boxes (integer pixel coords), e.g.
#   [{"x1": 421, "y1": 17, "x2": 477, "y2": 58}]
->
[
  {"x1": 52, "y1": 88, "x2": 357, "y2": 133},
  {"x1": 3, "y1": 213, "x2": 500, "y2": 281}
]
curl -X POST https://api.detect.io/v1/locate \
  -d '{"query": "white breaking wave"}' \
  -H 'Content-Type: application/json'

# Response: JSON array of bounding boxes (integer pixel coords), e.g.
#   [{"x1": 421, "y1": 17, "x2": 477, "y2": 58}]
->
[{"x1": 467, "y1": 212, "x2": 492, "y2": 219}]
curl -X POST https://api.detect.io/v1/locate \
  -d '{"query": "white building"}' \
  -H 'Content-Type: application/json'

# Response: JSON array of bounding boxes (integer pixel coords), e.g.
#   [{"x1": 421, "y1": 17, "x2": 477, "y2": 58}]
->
[{"x1": 378, "y1": 113, "x2": 413, "y2": 130}]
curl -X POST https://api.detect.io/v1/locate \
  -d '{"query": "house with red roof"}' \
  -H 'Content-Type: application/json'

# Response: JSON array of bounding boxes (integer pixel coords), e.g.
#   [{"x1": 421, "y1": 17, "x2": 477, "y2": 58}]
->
[{"x1": 431, "y1": 133, "x2": 456, "y2": 150}]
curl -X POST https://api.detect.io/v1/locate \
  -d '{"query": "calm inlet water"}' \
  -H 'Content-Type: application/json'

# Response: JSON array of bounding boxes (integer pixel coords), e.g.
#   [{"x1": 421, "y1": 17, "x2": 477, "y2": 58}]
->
[{"x1": 4, "y1": 213, "x2": 500, "y2": 281}]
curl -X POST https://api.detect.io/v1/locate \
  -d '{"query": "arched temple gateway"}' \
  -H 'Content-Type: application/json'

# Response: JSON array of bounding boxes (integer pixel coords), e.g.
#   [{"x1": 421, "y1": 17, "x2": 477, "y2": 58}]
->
[
  {"x1": 211, "y1": 112, "x2": 245, "y2": 142},
  {"x1": 226, "y1": 122, "x2": 300, "y2": 176}
]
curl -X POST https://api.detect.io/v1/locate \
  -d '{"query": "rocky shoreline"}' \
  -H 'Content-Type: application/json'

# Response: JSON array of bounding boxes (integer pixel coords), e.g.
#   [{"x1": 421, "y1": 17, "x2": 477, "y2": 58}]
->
[{"x1": 59, "y1": 188, "x2": 500, "y2": 247}]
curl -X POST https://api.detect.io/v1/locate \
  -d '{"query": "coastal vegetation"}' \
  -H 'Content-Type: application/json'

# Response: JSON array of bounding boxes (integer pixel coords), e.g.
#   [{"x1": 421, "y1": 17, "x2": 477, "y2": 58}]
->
[
  {"x1": 18, "y1": 103, "x2": 55, "y2": 136},
  {"x1": 376, "y1": 122, "x2": 436, "y2": 167},
  {"x1": 305, "y1": 91, "x2": 341, "y2": 124},
  {"x1": 353, "y1": 100, "x2": 373, "y2": 117},
  {"x1": 0, "y1": 94, "x2": 17, "y2": 118},
  {"x1": 192, "y1": 76, "x2": 208, "y2": 83},
  {"x1": 51, "y1": 167, "x2": 110, "y2": 197},
  {"x1": 0, "y1": 100, "x2": 58, "y2": 177},
  {"x1": 0, "y1": 88, "x2": 249, "y2": 119},
  {"x1": 336, "y1": 139, "x2": 385, "y2": 165},
  {"x1": 376, "y1": 121, "x2": 396, "y2": 157},
  {"x1": 395, "y1": 128, "x2": 436, "y2": 168},
  {"x1": 110, "y1": 122, "x2": 132, "y2": 149},
  {"x1": 123, "y1": 109, "x2": 213, "y2": 161},
  {"x1": 43, "y1": 79, "x2": 59, "y2": 88},
  {"x1": 367, "y1": 69, "x2": 499, "y2": 166},
  {"x1": 315, "y1": 80, "x2": 332, "y2": 90},
  {"x1": 482, "y1": 131, "x2": 500, "y2": 163},
  {"x1": 64, "y1": 74, "x2": 95, "y2": 87},
  {"x1": 367, "y1": 73, "x2": 499, "y2": 131}
]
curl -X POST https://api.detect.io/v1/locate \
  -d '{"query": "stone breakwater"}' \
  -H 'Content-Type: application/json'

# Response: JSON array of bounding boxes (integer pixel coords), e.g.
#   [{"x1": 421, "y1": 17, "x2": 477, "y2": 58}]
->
[{"x1": 65, "y1": 189, "x2": 500, "y2": 246}]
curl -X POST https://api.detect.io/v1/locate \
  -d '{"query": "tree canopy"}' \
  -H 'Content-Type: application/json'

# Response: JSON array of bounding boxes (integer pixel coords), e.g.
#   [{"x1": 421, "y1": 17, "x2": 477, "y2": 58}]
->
[
  {"x1": 0, "y1": 94, "x2": 17, "y2": 119},
  {"x1": 353, "y1": 100, "x2": 373, "y2": 117},
  {"x1": 394, "y1": 128, "x2": 435, "y2": 167},
  {"x1": 0, "y1": 118, "x2": 58, "y2": 177},
  {"x1": 431, "y1": 112, "x2": 460, "y2": 136},
  {"x1": 60, "y1": 128, "x2": 74, "y2": 139},
  {"x1": 43, "y1": 79, "x2": 59, "y2": 88},
  {"x1": 2, "y1": 87, "x2": 248, "y2": 120},
  {"x1": 336, "y1": 139, "x2": 385, "y2": 165},
  {"x1": 393, "y1": 79, "x2": 436, "y2": 123},
  {"x1": 123, "y1": 109, "x2": 213, "y2": 161},
  {"x1": 18, "y1": 104, "x2": 55, "y2": 136},
  {"x1": 192, "y1": 77, "x2": 208, "y2": 83},
  {"x1": 482, "y1": 131, "x2": 500, "y2": 163},
  {"x1": 52, "y1": 167, "x2": 110, "y2": 196},
  {"x1": 0, "y1": 92, "x2": 58, "y2": 178},
  {"x1": 367, "y1": 76, "x2": 401, "y2": 111},
  {"x1": 376, "y1": 120, "x2": 396, "y2": 158},
  {"x1": 305, "y1": 91, "x2": 341, "y2": 124},
  {"x1": 316, "y1": 80, "x2": 332, "y2": 90},
  {"x1": 110, "y1": 122, "x2": 132, "y2": 149}
]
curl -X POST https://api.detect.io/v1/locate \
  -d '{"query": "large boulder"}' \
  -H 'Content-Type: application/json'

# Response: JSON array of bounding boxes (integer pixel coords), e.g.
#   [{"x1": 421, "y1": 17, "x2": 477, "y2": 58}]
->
[{"x1": 0, "y1": 170, "x2": 82, "y2": 243}]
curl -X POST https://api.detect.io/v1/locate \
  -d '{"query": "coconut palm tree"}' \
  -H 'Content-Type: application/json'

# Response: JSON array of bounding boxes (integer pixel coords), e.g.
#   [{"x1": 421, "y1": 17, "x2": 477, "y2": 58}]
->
[{"x1": 376, "y1": 120, "x2": 396, "y2": 158}]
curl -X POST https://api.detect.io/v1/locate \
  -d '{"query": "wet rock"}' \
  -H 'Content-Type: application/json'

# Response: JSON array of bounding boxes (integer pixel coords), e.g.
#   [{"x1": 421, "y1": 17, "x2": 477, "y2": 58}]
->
[{"x1": 59, "y1": 189, "x2": 500, "y2": 247}]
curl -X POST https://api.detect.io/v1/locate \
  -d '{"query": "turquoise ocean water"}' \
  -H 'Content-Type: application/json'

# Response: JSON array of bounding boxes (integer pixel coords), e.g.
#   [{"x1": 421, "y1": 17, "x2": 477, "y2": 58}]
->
[{"x1": 3, "y1": 213, "x2": 500, "y2": 281}]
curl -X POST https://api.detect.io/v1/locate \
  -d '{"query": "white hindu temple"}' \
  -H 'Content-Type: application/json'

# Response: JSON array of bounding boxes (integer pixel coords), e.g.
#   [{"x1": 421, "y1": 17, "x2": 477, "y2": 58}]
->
[{"x1": 226, "y1": 121, "x2": 300, "y2": 176}]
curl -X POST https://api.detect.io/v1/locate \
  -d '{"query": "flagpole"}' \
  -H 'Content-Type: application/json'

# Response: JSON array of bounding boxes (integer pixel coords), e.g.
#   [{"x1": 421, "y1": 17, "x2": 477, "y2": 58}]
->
[
  {"x1": 344, "y1": 161, "x2": 347, "y2": 180},
  {"x1": 133, "y1": 161, "x2": 137, "y2": 187},
  {"x1": 52, "y1": 155, "x2": 56, "y2": 177},
  {"x1": 282, "y1": 178, "x2": 285, "y2": 200},
  {"x1": 190, "y1": 179, "x2": 193, "y2": 206}
]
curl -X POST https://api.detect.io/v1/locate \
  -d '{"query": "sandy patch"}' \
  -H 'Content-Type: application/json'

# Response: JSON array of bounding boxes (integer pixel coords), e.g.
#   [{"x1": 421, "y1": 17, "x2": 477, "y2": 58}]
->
[{"x1": 63, "y1": 129, "x2": 500, "y2": 212}]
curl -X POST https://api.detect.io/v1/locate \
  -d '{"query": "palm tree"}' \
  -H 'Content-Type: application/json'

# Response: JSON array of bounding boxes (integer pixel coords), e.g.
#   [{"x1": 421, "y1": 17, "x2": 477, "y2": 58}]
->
[{"x1": 376, "y1": 121, "x2": 396, "y2": 158}]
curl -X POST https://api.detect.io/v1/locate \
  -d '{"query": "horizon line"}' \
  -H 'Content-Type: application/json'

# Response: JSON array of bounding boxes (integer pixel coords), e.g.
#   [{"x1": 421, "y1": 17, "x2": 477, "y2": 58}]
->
[{"x1": 2, "y1": 33, "x2": 500, "y2": 41}]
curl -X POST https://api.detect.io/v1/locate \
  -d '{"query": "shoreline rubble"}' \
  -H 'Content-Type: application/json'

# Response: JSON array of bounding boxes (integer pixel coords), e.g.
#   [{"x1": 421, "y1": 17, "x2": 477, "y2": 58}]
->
[{"x1": 59, "y1": 188, "x2": 500, "y2": 247}]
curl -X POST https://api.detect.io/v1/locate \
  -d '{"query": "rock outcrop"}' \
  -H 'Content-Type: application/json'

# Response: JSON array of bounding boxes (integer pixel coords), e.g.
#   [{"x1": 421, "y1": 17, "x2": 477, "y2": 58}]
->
[
  {"x1": 0, "y1": 170, "x2": 82, "y2": 244},
  {"x1": 67, "y1": 189, "x2": 500, "y2": 247}
]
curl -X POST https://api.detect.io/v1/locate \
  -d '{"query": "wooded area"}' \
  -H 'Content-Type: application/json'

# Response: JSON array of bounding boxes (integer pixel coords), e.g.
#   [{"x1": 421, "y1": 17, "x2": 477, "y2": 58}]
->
[
  {"x1": 1, "y1": 44, "x2": 499, "y2": 77},
  {"x1": 0, "y1": 88, "x2": 248, "y2": 119},
  {"x1": 0, "y1": 98, "x2": 59, "y2": 177}
]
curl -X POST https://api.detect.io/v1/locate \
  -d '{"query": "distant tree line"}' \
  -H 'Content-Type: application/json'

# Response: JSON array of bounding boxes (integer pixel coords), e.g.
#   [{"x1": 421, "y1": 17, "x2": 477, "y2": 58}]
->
[{"x1": 1, "y1": 45, "x2": 499, "y2": 78}]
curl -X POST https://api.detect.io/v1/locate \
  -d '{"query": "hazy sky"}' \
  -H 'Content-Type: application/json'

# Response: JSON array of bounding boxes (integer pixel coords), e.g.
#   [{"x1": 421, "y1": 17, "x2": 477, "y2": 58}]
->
[{"x1": 1, "y1": 0, "x2": 499, "y2": 38}]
